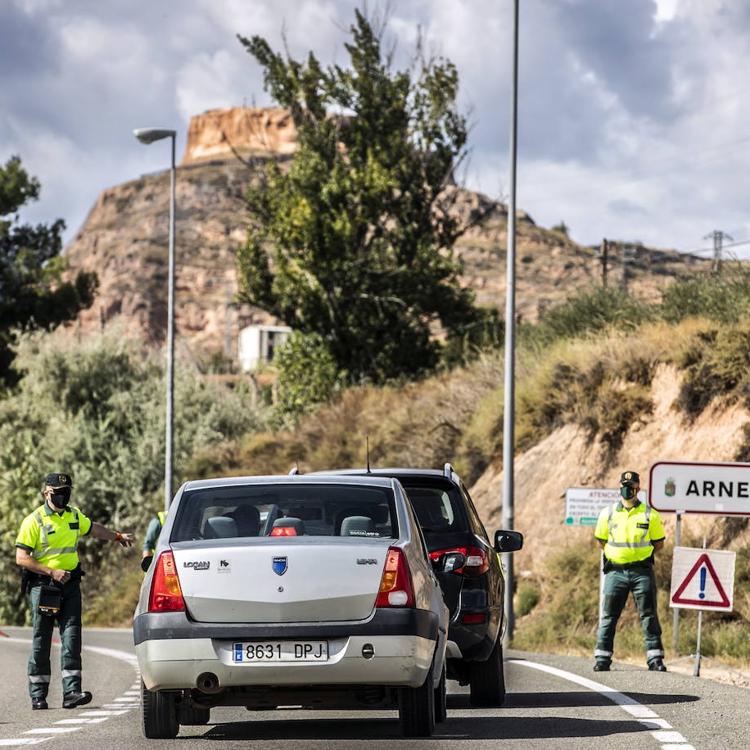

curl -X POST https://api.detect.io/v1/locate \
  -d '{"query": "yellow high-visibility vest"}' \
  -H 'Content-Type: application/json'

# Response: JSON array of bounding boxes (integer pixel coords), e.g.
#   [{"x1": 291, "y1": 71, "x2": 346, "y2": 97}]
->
[
  {"x1": 594, "y1": 501, "x2": 665, "y2": 565},
  {"x1": 15, "y1": 504, "x2": 92, "y2": 571}
]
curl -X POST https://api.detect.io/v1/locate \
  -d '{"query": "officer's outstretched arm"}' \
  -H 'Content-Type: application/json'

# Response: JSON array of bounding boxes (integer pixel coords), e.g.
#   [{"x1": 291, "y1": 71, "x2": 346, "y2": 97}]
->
[{"x1": 90, "y1": 522, "x2": 134, "y2": 547}]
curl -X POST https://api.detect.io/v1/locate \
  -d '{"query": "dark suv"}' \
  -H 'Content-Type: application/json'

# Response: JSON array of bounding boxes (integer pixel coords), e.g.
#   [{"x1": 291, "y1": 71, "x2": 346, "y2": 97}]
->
[{"x1": 312, "y1": 464, "x2": 523, "y2": 707}]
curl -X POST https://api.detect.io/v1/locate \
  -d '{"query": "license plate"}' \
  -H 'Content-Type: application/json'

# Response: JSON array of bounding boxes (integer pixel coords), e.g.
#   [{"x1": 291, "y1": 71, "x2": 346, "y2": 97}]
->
[{"x1": 232, "y1": 641, "x2": 329, "y2": 663}]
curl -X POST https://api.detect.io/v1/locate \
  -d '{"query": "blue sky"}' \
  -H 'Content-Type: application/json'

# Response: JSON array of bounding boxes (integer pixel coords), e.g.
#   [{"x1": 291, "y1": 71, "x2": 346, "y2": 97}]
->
[{"x1": 2, "y1": 0, "x2": 749, "y2": 257}]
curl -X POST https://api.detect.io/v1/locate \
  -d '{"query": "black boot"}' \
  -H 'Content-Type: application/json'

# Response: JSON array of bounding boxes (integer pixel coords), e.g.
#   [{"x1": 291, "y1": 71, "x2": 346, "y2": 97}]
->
[
  {"x1": 31, "y1": 697, "x2": 48, "y2": 710},
  {"x1": 648, "y1": 659, "x2": 667, "y2": 672},
  {"x1": 63, "y1": 691, "x2": 92, "y2": 709},
  {"x1": 593, "y1": 662, "x2": 611, "y2": 672}
]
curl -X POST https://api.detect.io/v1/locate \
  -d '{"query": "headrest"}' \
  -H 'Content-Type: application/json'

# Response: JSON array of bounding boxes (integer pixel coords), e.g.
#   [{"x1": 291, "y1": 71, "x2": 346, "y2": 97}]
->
[
  {"x1": 231, "y1": 505, "x2": 261, "y2": 536},
  {"x1": 205, "y1": 516, "x2": 238, "y2": 539},
  {"x1": 272, "y1": 517, "x2": 305, "y2": 535},
  {"x1": 340, "y1": 515, "x2": 375, "y2": 537}
]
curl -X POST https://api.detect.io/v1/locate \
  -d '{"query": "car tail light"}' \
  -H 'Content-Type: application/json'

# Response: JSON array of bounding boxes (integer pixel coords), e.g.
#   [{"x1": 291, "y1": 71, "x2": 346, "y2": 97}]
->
[
  {"x1": 429, "y1": 545, "x2": 490, "y2": 577},
  {"x1": 270, "y1": 526, "x2": 297, "y2": 537},
  {"x1": 148, "y1": 551, "x2": 185, "y2": 612},
  {"x1": 376, "y1": 547, "x2": 415, "y2": 608}
]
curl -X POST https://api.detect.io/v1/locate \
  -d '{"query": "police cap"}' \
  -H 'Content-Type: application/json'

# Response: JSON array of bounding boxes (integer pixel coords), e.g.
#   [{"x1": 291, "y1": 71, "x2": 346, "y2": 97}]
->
[
  {"x1": 619, "y1": 470, "x2": 640, "y2": 487},
  {"x1": 44, "y1": 473, "x2": 73, "y2": 489}
]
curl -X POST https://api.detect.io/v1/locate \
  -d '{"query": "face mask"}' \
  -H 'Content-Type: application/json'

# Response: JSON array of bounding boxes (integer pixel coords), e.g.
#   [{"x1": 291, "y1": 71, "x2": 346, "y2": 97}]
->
[
  {"x1": 620, "y1": 485, "x2": 637, "y2": 500},
  {"x1": 49, "y1": 488, "x2": 71, "y2": 509}
]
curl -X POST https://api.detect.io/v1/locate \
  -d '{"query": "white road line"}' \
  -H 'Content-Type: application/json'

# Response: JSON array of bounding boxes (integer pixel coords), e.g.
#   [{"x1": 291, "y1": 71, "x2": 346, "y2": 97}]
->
[
  {"x1": 78, "y1": 710, "x2": 128, "y2": 717},
  {"x1": 53, "y1": 719, "x2": 108, "y2": 725},
  {"x1": 509, "y1": 659, "x2": 693, "y2": 748},
  {"x1": 23, "y1": 729, "x2": 80, "y2": 735},
  {"x1": 112, "y1": 697, "x2": 138, "y2": 703}
]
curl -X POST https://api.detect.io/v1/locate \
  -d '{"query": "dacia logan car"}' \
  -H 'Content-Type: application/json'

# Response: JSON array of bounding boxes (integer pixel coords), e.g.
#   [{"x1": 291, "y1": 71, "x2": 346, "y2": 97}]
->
[
  {"x1": 133, "y1": 475, "x2": 449, "y2": 738},
  {"x1": 313, "y1": 464, "x2": 523, "y2": 706}
]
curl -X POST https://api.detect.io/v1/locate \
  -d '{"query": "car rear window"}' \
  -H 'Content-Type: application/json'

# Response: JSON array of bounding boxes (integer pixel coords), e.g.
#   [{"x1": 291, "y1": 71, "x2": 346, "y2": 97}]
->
[
  {"x1": 401, "y1": 483, "x2": 469, "y2": 534},
  {"x1": 171, "y1": 483, "x2": 398, "y2": 541}
]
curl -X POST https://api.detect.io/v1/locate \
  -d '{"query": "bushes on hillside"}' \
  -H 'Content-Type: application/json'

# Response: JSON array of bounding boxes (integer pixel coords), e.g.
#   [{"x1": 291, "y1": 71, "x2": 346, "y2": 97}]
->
[
  {"x1": 661, "y1": 267, "x2": 750, "y2": 325},
  {"x1": 0, "y1": 331, "x2": 264, "y2": 624}
]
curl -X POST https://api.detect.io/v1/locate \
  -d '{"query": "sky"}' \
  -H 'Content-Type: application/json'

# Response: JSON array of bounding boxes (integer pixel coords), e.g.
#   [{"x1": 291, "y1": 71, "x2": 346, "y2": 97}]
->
[{"x1": 2, "y1": 0, "x2": 750, "y2": 258}]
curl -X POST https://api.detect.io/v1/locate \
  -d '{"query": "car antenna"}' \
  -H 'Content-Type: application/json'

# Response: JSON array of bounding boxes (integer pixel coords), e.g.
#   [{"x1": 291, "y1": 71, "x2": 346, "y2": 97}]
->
[{"x1": 366, "y1": 435, "x2": 371, "y2": 474}]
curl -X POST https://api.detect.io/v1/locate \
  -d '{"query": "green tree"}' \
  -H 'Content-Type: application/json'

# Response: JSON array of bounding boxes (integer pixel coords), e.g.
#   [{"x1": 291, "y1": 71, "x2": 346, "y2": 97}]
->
[
  {"x1": 237, "y1": 11, "x2": 478, "y2": 384},
  {"x1": 0, "y1": 156, "x2": 97, "y2": 381}
]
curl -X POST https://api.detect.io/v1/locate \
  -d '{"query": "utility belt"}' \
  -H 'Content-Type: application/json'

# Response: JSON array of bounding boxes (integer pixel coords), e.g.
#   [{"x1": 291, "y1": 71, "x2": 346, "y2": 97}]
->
[
  {"x1": 20, "y1": 566, "x2": 84, "y2": 595},
  {"x1": 603, "y1": 558, "x2": 653, "y2": 573}
]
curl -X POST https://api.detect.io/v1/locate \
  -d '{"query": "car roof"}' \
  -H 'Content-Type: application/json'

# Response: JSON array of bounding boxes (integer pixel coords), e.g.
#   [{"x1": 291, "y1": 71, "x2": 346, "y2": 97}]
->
[
  {"x1": 182, "y1": 474, "x2": 397, "y2": 492},
  {"x1": 311, "y1": 468, "x2": 451, "y2": 480}
]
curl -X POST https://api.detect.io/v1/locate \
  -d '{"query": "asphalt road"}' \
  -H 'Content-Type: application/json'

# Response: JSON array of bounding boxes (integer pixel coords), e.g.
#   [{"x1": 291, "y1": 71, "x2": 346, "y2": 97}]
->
[{"x1": 0, "y1": 626, "x2": 746, "y2": 749}]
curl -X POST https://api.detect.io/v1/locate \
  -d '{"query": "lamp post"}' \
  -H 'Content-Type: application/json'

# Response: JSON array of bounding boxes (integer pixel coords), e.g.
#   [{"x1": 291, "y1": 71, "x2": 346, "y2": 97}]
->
[
  {"x1": 133, "y1": 127, "x2": 177, "y2": 513},
  {"x1": 502, "y1": 0, "x2": 519, "y2": 645}
]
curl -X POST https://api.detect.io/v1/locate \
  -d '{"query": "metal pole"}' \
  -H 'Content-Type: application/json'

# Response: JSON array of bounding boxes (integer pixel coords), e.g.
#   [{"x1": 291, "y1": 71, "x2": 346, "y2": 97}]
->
[
  {"x1": 502, "y1": 0, "x2": 519, "y2": 645},
  {"x1": 693, "y1": 534, "x2": 708, "y2": 677},
  {"x1": 672, "y1": 512, "x2": 683, "y2": 653},
  {"x1": 164, "y1": 135, "x2": 176, "y2": 513}
]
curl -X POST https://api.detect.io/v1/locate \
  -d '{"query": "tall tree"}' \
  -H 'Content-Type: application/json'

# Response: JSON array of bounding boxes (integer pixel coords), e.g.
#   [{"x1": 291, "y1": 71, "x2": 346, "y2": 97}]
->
[
  {"x1": 237, "y1": 10, "x2": 479, "y2": 383},
  {"x1": 0, "y1": 156, "x2": 97, "y2": 381}
]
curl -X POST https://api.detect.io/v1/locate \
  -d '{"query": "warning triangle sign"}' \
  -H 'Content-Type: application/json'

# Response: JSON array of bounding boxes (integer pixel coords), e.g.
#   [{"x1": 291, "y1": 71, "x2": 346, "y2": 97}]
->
[{"x1": 672, "y1": 553, "x2": 730, "y2": 609}]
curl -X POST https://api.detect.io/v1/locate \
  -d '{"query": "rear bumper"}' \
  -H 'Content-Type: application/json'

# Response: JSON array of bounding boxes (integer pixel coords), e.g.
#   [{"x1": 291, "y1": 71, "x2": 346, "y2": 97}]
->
[
  {"x1": 137, "y1": 634, "x2": 435, "y2": 691},
  {"x1": 134, "y1": 609, "x2": 440, "y2": 692}
]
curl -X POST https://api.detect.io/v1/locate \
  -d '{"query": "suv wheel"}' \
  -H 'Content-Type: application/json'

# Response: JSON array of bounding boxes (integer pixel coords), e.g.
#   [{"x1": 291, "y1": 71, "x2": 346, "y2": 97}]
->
[
  {"x1": 398, "y1": 659, "x2": 436, "y2": 737},
  {"x1": 141, "y1": 680, "x2": 179, "y2": 739},
  {"x1": 178, "y1": 699, "x2": 210, "y2": 726},
  {"x1": 469, "y1": 638, "x2": 506, "y2": 707},
  {"x1": 434, "y1": 663, "x2": 447, "y2": 723}
]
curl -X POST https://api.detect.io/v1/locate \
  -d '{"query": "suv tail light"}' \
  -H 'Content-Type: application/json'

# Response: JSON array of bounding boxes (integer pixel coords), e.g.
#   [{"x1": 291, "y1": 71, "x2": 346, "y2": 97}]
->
[
  {"x1": 429, "y1": 545, "x2": 490, "y2": 577},
  {"x1": 148, "y1": 551, "x2": 186, "y2": 612},
  {"x1": 376, "y1": 547, "x2": 415, "y2": 608}
]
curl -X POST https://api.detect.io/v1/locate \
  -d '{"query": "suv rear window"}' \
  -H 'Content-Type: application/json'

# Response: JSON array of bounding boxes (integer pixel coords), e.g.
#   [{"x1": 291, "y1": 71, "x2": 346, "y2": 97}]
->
[
  {"x1": 400, "y1": 482, "x2": 469, "y2": 534},
  {"x1": 172, "y1": 484, "x2": 397, "y2": 541}
]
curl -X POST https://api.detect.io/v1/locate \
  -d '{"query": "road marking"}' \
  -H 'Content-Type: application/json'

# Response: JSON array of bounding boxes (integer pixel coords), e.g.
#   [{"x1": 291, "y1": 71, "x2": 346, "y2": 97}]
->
[
  {"x1": 78, "y1": 710, "x2": 128, "y2": 717},
  {"x1": 23, "y1": 728, "x2": 80, "y2": 734},
  {"x1": 509, "y1": 659, "x2": 694, "y2": 749},
  {"x1": 53, "y1": 719, "x2": 108, "y2": 725},
  {"x1": 112, "y1": 697, "x2": 139, "y2": 702}
]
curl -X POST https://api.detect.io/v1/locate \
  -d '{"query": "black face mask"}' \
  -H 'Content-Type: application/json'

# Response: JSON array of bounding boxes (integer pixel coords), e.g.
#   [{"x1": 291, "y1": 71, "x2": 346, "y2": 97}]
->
[
  {"x1": 49, "y1": 488, "x2": 71, "y2": 509},
  {"x1": 620, "y1": 485, "x2": 637, "y2": 500}
]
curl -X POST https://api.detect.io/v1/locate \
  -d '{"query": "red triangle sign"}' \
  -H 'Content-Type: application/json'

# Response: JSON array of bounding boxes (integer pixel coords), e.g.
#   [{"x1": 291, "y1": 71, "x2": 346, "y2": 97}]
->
[{"x1": 672, "y1": 553, "x2": 730, "y2": 608}]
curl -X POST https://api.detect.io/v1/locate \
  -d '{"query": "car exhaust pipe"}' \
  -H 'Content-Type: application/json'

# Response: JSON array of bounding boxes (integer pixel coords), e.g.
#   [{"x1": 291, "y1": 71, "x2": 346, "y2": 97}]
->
[{"x1": 196, "y1": 672, "x2": 221, "y2": 694}]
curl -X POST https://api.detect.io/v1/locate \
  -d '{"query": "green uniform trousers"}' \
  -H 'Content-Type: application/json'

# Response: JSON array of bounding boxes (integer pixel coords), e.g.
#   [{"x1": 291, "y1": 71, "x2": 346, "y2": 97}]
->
[
  {"x1": 27, "y1": 581, "x2": 83, "y2": 699},
  {"x1": 594, "y1": 565, "x2": 664, "y2": 666}
]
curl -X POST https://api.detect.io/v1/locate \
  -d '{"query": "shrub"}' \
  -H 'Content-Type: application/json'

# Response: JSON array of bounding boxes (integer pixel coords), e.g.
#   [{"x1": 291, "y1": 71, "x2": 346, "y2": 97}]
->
[
  {"x1": 0, "y1": 330, "x2": 265, "y2": 624},
  {"x1": 274, "y1": 332, "x2": 345, "y2": 423},
  {"x1": 661, "y1": 267, "x2": 750, "y2": 325}
]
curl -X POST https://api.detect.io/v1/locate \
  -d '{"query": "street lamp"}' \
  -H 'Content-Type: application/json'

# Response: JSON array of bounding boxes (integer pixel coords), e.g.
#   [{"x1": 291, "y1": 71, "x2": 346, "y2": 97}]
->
[
  {"x1": 502, "y1": 0, "x2": 519, "y2": 645},
  {"x1": 133, "y1": 127, "x2": 177, "y2": 514}
]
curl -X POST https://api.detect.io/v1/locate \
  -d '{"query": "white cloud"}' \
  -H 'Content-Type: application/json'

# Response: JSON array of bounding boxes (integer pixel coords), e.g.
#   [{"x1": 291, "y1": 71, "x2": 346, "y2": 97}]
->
[{"x1": 2, "y1": 0, "x2": 750, "y2": 258}]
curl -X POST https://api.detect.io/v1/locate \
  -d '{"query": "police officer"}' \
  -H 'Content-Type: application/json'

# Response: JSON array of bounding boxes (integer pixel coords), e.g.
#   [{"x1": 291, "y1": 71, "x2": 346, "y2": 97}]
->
[
  {"x1": 140, "y1": 510, "x2": 167, "y2": 572},
  {"x1": 593, "y1": 470, "x2": 667, "y2": 672},
  {"x1": 15, "y1": 473, "x2": 134, "y2": 710}
]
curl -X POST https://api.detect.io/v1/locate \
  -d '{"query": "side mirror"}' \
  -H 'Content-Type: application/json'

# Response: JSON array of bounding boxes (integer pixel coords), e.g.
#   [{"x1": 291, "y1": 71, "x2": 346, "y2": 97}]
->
[
  {"x1": 495, "y1": 530, "x2": 524, "y2": 553},
  {"x1": 432, "y1": 551, "x2": 467, "y2": 573},
  {"x1": 140, "y1": 555, "x2": 154, "y2": 573}
]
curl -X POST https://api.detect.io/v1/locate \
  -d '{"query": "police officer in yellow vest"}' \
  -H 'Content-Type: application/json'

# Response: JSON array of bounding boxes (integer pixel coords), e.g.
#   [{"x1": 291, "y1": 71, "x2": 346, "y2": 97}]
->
[
  {"x1": 593, "y1": 470, "x2": 667, "y2": 672},
  {"x1": 15, "y1": 473, "x2": 134, "y2": 710},
  {"x1": 140, "y1": 510, "x2": 167, "y2": 572}
]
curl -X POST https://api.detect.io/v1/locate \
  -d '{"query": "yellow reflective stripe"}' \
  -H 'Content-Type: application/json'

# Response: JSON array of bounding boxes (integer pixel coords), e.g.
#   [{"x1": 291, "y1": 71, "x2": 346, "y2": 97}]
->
[
  {"x1": 607, "y1": 541, "x2": 652, "y2": 548},
  {"x1": 33, "y1": 511, "x2": 48, "y2": 556},
  {"x1": 38, "y1": 546, "x2": 78, "y2": 555}
]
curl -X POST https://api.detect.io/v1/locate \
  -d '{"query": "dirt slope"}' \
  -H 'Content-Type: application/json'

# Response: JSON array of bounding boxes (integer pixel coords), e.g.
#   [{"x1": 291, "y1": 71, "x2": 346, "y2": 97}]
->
[{"x1": 470, "y1": 364, "x2": 750, "y2": 574}]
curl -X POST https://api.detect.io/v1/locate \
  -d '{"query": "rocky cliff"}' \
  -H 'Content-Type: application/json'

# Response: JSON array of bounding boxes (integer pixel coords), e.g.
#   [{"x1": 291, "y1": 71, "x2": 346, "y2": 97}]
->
[{"x1": 63, "y1": 107, "x2": 711, "y2": 365}]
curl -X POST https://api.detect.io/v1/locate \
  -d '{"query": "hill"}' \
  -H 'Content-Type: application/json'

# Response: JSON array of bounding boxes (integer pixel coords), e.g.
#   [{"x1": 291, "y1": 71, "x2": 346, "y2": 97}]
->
[{"x1": 62, "y1": 107, "x2": 712, "y2": 365}]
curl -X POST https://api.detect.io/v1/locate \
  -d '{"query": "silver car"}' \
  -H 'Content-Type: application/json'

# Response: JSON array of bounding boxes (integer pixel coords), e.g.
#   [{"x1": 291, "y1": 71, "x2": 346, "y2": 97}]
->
[{"x1": 134, "y1": 475, "x2": 449, "y2": 739}]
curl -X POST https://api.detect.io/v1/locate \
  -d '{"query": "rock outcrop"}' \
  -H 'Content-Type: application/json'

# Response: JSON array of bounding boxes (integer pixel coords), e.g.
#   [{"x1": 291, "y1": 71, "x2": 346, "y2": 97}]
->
[{"x1": 62, "y1": 107, "x2": 712, "y2": 366}]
